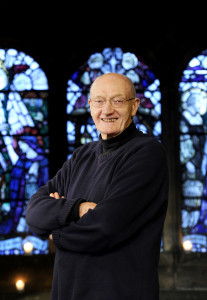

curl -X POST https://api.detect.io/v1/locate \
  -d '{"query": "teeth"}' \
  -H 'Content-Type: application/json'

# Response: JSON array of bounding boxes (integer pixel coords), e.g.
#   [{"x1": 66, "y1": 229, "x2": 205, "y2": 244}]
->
[{"x1": 102, "y1": 118, "x2": 117, "y2": 122}]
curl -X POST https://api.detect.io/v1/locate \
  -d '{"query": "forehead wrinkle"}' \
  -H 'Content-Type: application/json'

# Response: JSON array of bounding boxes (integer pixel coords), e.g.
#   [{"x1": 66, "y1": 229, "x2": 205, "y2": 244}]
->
[{"x1": 92, "y1": 94, "x2": 126, "y2": 100}]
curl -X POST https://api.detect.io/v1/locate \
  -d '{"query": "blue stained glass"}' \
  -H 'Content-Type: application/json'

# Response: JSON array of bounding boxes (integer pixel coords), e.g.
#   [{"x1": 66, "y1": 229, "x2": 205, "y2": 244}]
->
[
  {"x1": 142, "y1": 79, "x2": 149, "y2": 88},
  {"x1": 66, "y1": 47, "x2": 164, "y2": 250},
  {"x1": 71, "y1": 71, "x2": 79, "y2": 81},
  {"x1": 0, "y1": 48, "x2": 49, "y2": 255},
  {"x1": 66, "y1": 47, "x2": 162, "y2": 158},
  {"x1": 179, "y1": 49, "x2": 207, "y2": 252}
]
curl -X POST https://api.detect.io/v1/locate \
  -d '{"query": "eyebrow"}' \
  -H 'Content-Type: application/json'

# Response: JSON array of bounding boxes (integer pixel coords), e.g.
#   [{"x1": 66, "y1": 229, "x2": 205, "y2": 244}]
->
[{"x1": 92, "y1": 94, "x2": 125, "y2": 99}]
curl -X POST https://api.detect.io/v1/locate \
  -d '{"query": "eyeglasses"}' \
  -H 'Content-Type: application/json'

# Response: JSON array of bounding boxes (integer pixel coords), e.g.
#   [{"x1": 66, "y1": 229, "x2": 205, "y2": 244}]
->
[{"x1": 90, "y1": 98, "x2": 136, "y2": 108}]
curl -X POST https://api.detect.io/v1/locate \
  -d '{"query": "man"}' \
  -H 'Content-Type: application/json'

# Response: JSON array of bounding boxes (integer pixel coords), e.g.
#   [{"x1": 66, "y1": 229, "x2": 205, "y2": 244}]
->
[{"x1": 26, "y1": 73, "x2": 168, "y2": 300}]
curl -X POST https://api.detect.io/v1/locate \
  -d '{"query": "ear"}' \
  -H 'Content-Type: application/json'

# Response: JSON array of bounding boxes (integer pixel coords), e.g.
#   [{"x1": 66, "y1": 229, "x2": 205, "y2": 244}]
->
[
  {"x1": 88, "y1": 99, "x2": 92, "y2": 115},
  {"x1": 132, "y1": 98, "x2": 140, "y2": 116}
]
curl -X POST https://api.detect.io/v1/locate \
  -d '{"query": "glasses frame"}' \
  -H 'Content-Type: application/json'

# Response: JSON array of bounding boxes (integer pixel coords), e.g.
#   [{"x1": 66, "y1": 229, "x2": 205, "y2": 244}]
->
[{"x1": 90, "y1": 97, "x2": 136, "y2": 108}]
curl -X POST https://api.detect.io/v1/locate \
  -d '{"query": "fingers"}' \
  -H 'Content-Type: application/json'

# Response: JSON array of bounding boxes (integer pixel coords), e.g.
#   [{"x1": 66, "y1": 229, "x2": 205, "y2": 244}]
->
[
  {"x1": 50, "y1": 192, "x2": 59, "y2": 199},
  {"x1": 49, "y1": 192, "x2": 65, "y2": 199}
]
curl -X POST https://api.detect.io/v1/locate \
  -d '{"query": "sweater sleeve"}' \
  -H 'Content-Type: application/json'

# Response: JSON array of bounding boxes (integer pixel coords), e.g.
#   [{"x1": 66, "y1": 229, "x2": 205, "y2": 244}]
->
[
  {"x1": 52, "y1": 140, "x2": 169, "y2": 254},
  {"x1": 26, "y1": 158, "x2": 82, "y2": 237}
]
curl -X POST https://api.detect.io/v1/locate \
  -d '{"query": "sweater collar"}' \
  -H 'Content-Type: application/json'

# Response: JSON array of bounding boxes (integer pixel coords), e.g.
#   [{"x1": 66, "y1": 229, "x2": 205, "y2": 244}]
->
[{"x1": 99, "y1": 122, "x2": 138, "y2": 154}]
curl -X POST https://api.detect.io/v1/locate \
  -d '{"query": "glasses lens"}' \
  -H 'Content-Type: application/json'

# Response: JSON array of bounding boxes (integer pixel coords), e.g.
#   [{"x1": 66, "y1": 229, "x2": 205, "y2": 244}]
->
[
  {"x1": 93, "y1": 100, "x2": 104, "y2": 107},
  {"x1": 112, "y1": 99, "x2": 125, "y2": 107},
  {"x1": 91, "y1": 98, "x2": 132, "y2": 107}
]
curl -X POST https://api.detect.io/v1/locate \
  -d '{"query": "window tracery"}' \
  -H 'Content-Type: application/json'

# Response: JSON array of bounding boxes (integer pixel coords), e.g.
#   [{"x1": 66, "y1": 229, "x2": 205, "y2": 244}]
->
[{"x1": 66, "y1": 47, "x2": 162, "y2": 158}]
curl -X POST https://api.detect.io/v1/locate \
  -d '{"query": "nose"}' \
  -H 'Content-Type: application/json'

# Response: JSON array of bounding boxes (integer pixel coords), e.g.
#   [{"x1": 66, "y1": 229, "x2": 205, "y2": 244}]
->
[{"x1": 102, "y1": 100, "x2": 115, "y2": 114}]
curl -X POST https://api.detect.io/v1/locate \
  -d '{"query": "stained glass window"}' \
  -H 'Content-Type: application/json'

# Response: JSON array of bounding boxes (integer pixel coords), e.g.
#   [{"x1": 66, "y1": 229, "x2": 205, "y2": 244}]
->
[
  {"x1": 66, "y1": 47, "x2": 162, "y2": 158},
  {"x1": 179, "y1": 49, "x2": 207, "y2": 252},
  {"x1": 0, "y1": 48, "x2": 49, "y2": 255}
]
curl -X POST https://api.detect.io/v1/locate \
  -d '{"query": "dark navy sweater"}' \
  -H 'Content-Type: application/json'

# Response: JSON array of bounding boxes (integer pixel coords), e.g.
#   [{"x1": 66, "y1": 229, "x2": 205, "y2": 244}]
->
[{"x1": 26, "y1": 122, "x2": 168, "y2": 300}]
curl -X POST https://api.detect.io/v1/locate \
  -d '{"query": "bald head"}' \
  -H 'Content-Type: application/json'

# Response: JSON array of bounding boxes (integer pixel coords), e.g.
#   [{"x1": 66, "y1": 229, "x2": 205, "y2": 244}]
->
[{"x1": 90, "y1": 73, "x2": 136, "y2": 99}]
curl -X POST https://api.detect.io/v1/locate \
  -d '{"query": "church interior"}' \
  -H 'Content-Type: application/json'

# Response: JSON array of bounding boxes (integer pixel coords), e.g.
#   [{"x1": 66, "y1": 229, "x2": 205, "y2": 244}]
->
[{"x1": 0, "y1": 8, "x2": 207, "y2": 300}]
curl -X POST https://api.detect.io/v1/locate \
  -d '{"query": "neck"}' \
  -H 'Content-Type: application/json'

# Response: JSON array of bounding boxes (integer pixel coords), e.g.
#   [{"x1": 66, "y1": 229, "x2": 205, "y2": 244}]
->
[{"x1": 100, "y1": 122, "x2": 138, "y2": 154}]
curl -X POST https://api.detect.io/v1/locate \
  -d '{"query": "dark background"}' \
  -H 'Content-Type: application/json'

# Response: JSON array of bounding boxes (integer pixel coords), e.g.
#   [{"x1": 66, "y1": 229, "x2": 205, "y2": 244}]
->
[{"x1": 1, "y1": 6, "x2": 207, "y2": 299}]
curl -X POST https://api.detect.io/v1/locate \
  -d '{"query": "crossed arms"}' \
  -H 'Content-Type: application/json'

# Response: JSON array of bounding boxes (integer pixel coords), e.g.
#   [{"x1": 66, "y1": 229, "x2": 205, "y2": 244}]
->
[
  {"x1": 49, "y1": 192, "x2": 97, "y2": 217},
  {"x1": 26, "y1": 140, "x2": 168, "y2": 254}
]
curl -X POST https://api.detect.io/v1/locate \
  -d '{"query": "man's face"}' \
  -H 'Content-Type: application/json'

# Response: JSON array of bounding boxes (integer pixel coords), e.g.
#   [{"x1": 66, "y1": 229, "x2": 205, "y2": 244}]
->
[{"x1": 88, "y1": 74, "x2": 139, "y2": 140}]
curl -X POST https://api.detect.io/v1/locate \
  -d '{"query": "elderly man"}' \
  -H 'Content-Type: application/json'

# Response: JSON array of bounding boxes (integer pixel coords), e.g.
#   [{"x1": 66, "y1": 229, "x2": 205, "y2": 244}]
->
[{"x1": 26, "y1": 73, "x2": 168, "y2": 300}]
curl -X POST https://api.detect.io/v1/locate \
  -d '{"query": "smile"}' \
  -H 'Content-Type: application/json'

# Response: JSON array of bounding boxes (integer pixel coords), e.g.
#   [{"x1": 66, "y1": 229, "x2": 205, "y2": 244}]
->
[{"x1": 101, "y1": 118, "x2": 118, "y2": 122}]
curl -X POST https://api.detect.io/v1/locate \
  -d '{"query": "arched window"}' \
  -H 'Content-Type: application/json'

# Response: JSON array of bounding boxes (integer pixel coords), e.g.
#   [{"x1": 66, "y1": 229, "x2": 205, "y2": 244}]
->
[
  {"x1": 179, "y1": 50, "x2": 207, "y2": 252},
  {"x1": 0, "y1": 48, "x2": 49, "y2": 255},
  {"x1": 66, "y1": 47, "x2": 162, "y2": 158}
]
